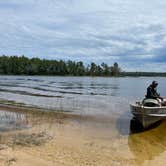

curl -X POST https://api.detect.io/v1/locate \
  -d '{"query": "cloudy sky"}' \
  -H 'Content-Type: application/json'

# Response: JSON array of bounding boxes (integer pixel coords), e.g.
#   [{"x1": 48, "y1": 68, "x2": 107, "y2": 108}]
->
[{"x1": 0, "y1": 0, "x2": 166, "y2": 71}]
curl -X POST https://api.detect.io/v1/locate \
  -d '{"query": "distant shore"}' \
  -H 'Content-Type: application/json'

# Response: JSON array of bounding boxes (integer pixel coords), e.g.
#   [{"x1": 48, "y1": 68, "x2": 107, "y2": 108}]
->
[
  {"x1": 0, "y1": 73, "x2": 166, "y2": 77},
  {"x1": 0, "y1": 55, "x2": 165, "y2": 77}
]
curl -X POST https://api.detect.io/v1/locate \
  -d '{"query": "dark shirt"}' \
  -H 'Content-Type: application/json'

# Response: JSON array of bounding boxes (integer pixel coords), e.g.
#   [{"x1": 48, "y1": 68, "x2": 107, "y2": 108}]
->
[{"x1": 146, "y1": 85, "x2": 160, "y2": 99}]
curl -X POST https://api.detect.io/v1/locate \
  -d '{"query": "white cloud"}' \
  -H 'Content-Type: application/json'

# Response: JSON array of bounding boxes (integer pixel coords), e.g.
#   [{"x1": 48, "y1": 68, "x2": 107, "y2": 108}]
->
[{"x1": 0, "y1": 0, "x2": 166, "y2": 71}]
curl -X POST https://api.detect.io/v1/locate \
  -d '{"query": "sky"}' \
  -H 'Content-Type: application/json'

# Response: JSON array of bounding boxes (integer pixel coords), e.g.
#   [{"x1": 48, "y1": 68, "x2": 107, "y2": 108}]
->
[{"x1": 0, "y1": 0, "x2": 166, "y2": 71}]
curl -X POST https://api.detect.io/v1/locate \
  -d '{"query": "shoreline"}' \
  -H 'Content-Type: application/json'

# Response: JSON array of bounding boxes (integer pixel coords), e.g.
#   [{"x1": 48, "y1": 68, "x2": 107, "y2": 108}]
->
[
  {"x1": 0, "y1": 104, "x2": 166, "y2": 165},
  {"x1": 0, "y1": 104, "x2": 131, "y2": 166}
]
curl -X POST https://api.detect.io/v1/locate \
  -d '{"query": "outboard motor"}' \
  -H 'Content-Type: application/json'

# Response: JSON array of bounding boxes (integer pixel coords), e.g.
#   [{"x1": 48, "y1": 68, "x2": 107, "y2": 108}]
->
[{"x1": 142, "y1": 98, "x2": 160, "y2": 107}]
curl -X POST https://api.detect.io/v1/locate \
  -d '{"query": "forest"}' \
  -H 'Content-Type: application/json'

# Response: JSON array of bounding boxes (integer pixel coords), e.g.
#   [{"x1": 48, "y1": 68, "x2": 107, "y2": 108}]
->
[
  {"x1": 0, "y1": 55, "x2": 165, "y2": 76},
  {"x1": 0, "y1": 55, "x2": 121, "y2": 76}
]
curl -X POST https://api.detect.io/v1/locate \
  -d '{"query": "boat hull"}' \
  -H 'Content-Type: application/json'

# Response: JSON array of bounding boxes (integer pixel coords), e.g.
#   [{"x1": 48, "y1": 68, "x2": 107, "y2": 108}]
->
[{"x1": 130, "y1": 104, "x2": 166, "y2": 128}]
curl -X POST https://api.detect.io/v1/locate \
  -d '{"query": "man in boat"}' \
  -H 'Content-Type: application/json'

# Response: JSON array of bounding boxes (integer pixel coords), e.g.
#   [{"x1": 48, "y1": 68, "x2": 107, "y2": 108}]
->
[{"x1": 146, "y1": 81, "x2": 166, "y2": 106}]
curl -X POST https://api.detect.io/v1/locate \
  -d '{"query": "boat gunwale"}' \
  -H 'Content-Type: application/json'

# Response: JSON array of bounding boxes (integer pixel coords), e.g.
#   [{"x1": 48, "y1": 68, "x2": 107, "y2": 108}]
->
[{"x1": 130, "y1": 103, "x2": 166, "y2": 110}]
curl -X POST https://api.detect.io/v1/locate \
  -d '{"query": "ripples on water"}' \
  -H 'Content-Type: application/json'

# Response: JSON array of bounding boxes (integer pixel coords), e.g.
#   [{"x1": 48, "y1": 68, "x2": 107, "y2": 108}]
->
[
  {"x1": 0, "y1": 76, "x2": 166, "y2": 117},
  {"x1": 0, "y1": 76, "x2": 123, "y2": 115},
  {"x1": 1, "y1": 76, "x2": 166, "y2": 138}
]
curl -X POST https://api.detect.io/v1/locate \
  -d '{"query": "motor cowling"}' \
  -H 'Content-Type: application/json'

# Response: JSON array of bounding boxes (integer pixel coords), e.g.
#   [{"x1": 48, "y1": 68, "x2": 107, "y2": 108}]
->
[{"x1": 142, "y1": 98, "x2": 160, "y2": 107}]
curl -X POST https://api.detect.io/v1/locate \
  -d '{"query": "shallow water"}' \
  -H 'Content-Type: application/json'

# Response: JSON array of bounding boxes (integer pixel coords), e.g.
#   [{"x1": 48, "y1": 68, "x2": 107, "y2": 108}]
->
[
  {"x1": 0, "y1": 107, "x2": 166, "y2": 165},
  {"x1": 0, "y1": 110, "x2": 29, "y2": 132}
]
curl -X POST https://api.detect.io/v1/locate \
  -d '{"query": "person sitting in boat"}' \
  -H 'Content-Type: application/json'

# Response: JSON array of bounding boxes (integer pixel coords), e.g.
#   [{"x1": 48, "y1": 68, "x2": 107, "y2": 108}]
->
[{"x1": 146, "y1": 81, "x2": 166, "y2": 106}]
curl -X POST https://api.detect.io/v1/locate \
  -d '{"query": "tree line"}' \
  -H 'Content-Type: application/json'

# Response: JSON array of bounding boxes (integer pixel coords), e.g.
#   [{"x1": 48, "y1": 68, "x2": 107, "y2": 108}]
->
[
  {"x1": 0, "y1": 55, "x2": 121, "y2": 76},
  {"x1": 121, "y1": 72, "x2": 166, "y2": 77}
]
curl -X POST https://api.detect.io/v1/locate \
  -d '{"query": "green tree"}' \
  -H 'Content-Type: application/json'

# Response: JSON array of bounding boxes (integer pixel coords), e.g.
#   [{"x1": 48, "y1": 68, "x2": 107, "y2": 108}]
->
[{"x1": 111, "y1": 62, "x2": 121, "y2": 76}]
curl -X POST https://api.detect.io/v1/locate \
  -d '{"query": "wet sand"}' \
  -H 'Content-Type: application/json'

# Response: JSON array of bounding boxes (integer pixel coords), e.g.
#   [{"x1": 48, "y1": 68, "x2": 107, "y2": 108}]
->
[{"x1": 0, "y1": 105, "x2": 166, "y2": 165}]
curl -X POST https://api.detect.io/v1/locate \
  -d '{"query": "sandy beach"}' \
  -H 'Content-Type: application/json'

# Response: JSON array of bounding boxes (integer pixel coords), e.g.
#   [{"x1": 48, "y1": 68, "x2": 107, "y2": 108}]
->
[{"x1": 0, "y1": 105, "x2": 165, "y2": 166}]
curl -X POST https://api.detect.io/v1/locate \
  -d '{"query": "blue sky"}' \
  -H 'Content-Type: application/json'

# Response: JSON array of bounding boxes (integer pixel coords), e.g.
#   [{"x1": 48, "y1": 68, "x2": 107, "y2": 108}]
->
[{"x1": 0, "y1": 0, "x2": 166, "y2": 71}]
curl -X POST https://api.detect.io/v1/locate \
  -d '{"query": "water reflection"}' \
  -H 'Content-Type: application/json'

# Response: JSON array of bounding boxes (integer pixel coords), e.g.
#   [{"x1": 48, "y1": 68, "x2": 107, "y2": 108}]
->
[
  {"x1": 128, "y1": 119, "x2": 166, "y2": 165},
  {"x1": 116, "y1": 112, "x2": 166, "y2": 165},
  {"x1": 0, "y1": 110, "x2": 30, "y2": 132},
  {"x1": 116, "y1": 111, "x2": 163, "y2": 135},
  {"x1": 129, "y1": 117, "x2": 162, "y2": 134}
]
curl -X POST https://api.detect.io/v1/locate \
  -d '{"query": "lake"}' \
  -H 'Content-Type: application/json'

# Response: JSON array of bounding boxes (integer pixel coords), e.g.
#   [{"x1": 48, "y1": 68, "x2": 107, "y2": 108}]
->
[
  {"x1": 0, "y1": 76, "x2": 166, "y2": 126},
  {"x1": 0, "y1": 76, "x2": 166, "y2": 115},
  {"x1": 0, "y1": 76, "x2": 166, "y2": 135}
]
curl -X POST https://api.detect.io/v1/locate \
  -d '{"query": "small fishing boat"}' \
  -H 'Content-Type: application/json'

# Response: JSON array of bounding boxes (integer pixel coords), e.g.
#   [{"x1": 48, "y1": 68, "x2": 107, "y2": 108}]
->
[{"x1": 130, "y1": 99, "x2": 166, "y2": 128}]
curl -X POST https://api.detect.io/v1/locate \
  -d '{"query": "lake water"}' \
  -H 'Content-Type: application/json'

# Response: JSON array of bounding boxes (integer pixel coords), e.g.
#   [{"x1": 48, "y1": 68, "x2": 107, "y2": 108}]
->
[
  {"x1": 0, "y1": 76, "x2": 165, "y2": 132},
  {"x1": 0, "y1": 76, "x2": 166, "y2": 134},
  {"x1": 0, "y1": 76, "x2": 166, "y2": 116}
]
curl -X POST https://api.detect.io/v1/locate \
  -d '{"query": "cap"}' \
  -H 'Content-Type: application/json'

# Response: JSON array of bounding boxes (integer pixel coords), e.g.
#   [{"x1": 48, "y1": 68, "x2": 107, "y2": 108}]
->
[{"x1": 152, "y1": 81, "x2": 158, "y2": 85}]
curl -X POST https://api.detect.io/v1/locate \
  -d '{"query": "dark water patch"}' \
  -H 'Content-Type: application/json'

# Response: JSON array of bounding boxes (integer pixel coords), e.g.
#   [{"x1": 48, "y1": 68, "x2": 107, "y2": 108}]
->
[
  {"x1": 33, "y1": 87, "x2": 109, "y2": 96},
  {"x1": 15, "y1": 78, "x2": 26, "y2": 81},
  {"x1": 58, "y1": 86, "x2": 84, "y2": 90},
  {"x1": 0, "y1": 83, "x2": 19, "y2": 87},
  {"x1": 40, "y1": 84, "x2": 53, "y2": 88},
  {"x1": 57, "y1": 86, "x2": 118, "y2": 91},
  {"x1": 57, "y1": 82, "x2": 75, "y2": 86},
  {"x1": 26, "y1": 78, "x2": 44, "y2": 82},
  {"x1": 33, "y1": 87, "x2": 51, "y2": 92},
  {"x1": 49, "y1": 81, "x2": 57, "y2": 84},
  {"x1": 89, "y1": 92, "x2": 108, "y2": 96},
  {"x1": 0, "y1": 88, "x2": 63, "y2": 98},
  {"x1": 0, "y1": 84, "x2": 47, "y2": 91},
  {"x1": 33, "y1": 87, "x2": 83, "y2": 95},
  {"x1": 88, "y1": 86, "x2": 119, "y2": 90}
]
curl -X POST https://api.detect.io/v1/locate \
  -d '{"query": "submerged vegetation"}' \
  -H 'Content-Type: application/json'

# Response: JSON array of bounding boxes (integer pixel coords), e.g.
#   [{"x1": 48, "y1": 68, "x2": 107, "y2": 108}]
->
[
  {"x1": 0, "y1": 55, "x2": 166, "y2": 76},
  {"x1": 12, "y1": 132, "x2": 52, "y2": 147}
]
